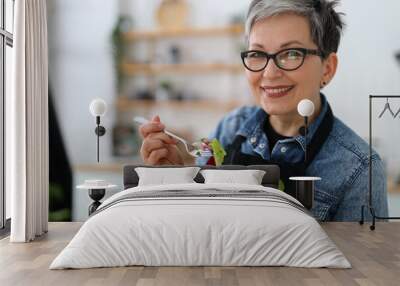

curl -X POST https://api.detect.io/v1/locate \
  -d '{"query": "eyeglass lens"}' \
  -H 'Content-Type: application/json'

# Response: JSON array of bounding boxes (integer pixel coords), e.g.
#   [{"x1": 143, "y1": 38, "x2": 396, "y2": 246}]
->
[{"x1": 243, "y1": 49, "x2": 305, "y2": 71}]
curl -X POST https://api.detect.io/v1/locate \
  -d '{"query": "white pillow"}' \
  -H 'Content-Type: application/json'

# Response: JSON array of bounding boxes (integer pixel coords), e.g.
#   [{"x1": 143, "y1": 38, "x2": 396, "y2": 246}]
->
[
  {"x1": 200, "y1": 169, "x2": 266, "y2": 185},
  {"x1": 135, "y1": 167, "x2": 201, "y2": 186}
]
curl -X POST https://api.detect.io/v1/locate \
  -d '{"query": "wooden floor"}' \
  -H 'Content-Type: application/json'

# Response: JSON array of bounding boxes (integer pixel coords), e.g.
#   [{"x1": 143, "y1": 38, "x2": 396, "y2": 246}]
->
[{"x1": 1, "y1": 222, "x2": 399, "y2": 286}]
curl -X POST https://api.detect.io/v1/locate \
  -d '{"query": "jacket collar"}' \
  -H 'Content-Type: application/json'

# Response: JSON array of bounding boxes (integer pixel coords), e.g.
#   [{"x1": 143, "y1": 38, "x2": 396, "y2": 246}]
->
[{"x1": 236, "y1": 93, "x2": 330, "y2": 151}]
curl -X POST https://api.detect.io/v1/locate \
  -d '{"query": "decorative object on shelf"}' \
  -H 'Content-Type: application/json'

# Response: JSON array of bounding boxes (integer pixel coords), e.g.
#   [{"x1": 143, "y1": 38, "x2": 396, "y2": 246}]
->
[
  {"x1": 229, "y1": 14, "x2": 246, "y2": 53},
  {"x1": 289, "y1": 177, "x2": 321, "y2": 210},
  {"x1": 360, "y1": 95, "x2": 400, "y2": 230},
  {"x1": 156, "y1": 0, "x2": 189, "y2": 29},
  {"x1": 112, "y1": 124, "x2": 140, "y2": 157},
  {"x1": 77, "y1": 180, "x2": 117, "y2": 215},
  {"x1": 111, "y1": 15, "x2": 133, "y2": 93},
  {"x1": 297, "y1": 99, "x2": 315, "y2": 163},
  {"x1": 156, "y1": 81, "x2": 173, "y2": 101},
  {"x1": 89, "y1": 98, "x2": 107, "y2": 163},
  {"x1": 169, "y1": 45, "x2": 182, "y2": 64},
  {"x1": 133, "y1": 89, "x2": 154, "y2": 100},
  {"x1": 155, "y1": 80, "x2": 184, "y2": 101},
  {"x1": 230, "y1": 14, "x2": 245, "y2": 26}
]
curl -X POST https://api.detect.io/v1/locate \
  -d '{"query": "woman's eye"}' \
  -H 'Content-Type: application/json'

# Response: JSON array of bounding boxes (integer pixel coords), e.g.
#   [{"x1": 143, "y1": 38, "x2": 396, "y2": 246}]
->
[
  {"x1": 248, "y1": 52, "x2": 264, "y2": 58},
  {"x1": 284, "y1": 50, "x2": 302, "y2": 59}
]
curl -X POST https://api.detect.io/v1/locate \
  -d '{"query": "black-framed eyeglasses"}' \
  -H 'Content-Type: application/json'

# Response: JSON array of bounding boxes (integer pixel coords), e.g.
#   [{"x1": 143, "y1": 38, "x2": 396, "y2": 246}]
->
[{"x1": 241, "y1": 48, "x2": 322, "y2": 72}]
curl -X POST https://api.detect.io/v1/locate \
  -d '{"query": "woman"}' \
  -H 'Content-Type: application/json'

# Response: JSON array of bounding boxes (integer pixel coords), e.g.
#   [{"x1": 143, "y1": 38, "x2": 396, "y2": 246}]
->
[{"x1": 138, "y1": 0, "x2": 388, "y2": 221}]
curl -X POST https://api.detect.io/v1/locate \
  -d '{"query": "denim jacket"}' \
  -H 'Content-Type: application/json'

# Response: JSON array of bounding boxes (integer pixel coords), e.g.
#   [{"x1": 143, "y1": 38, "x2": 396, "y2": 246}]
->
[{"x1": 197, "y1": 95, "x2": 388, "y2": 221}]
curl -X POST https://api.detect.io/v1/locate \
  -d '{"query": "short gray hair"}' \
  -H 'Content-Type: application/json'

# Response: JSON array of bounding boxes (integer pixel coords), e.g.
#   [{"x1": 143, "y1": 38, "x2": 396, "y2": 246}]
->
[{"x1": 245, "y1": 0, "x2": 345, "y2": 58}]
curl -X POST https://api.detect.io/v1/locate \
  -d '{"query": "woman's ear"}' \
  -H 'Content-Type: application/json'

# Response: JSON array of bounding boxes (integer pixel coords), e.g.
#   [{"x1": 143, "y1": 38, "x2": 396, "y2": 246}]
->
[{"x1": 321, "y1": 52, "x2": 338, "y2": 86}]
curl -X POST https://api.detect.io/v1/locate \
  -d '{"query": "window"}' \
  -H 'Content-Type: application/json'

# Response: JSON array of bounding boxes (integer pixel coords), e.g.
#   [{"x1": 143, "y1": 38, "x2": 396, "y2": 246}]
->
[{"x1": 0, "y1": 0, "x2": 14, "y2": 232}]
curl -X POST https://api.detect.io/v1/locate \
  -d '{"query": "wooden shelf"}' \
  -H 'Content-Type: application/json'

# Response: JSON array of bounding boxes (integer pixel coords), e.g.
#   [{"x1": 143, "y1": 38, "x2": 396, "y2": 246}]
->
[
  {"x1": 123, "y1": 24, "x2": 244, "y2": 41},
  {"x1": 388, "y1": 177, "x2": 400, "y2": 193},
  {"x1": 116, "y1": 97, "x2": 243, "y2": 112},
  {"x1": 120, "y1": 62, "x2": 243, "y2": 76}
]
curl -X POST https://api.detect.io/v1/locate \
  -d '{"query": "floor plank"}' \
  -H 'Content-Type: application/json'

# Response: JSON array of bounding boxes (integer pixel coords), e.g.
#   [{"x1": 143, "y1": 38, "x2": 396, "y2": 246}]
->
[{"x1": 0, "y1": 222, "x2": 399, "y2": 286}]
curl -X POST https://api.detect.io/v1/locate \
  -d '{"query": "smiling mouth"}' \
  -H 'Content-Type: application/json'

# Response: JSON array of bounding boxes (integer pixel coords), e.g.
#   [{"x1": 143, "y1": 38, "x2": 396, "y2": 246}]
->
[{"x1": 261, "y1": 86, "x2": 295, "y2": 98}]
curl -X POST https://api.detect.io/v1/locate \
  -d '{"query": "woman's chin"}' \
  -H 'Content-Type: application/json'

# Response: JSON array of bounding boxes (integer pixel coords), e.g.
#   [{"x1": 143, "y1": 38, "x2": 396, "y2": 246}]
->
[
  {"x1": 260, "y1": 98, "x2": 292, "y2": 115},
  {"x1": 262, "y1": 107, "x2": 291, "y2": 115}
]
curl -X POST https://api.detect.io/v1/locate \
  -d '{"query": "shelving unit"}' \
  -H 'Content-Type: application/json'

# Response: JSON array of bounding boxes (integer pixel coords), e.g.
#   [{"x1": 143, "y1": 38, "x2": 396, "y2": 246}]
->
[
  {"x1": 117, "y1": 23, "x2": 246, "y2": 110},
  {"x1": 116, "y1": 97, "x2": 243, "y2": 112},
  {"x1": 119, "y1": 24, "x2": 244, "y2": 77},
  {"x1": 120, "y1": 62, "x2": 243, "y2": 76},
  {"x1": 122, "y1": 24, "x2": 244, "y2": 40},
  {"x1": 112, "y1": 23, "x2": 247, "y2": 158}
]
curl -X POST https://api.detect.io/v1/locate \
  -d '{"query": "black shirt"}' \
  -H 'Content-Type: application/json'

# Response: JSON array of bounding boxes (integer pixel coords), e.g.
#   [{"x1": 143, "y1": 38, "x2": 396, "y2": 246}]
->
[{"x1": 263, "y1": 117, "x2": 291, "y2": 153}]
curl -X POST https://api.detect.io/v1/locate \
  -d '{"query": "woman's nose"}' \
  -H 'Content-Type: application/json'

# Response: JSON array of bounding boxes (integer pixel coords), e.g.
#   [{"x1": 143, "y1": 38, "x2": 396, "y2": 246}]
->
[{"x1": 262, "y1": 59, "x2": 284, "y2": 80}]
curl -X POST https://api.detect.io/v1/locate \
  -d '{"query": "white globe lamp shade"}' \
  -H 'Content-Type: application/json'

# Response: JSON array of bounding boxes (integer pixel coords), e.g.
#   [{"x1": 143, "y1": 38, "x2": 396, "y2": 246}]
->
[
  {"x1": 89, "y1": 98, "x2": 107, "y2": 117},
  {"x1": 297, "y1": 99, "x2": 315, "y2": 117}
]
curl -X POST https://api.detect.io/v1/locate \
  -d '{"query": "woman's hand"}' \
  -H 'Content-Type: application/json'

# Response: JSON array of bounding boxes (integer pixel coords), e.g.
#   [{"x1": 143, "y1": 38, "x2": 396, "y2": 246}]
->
[{"x1": 139, "y1": 115, "x2": 184, "y2": 165}]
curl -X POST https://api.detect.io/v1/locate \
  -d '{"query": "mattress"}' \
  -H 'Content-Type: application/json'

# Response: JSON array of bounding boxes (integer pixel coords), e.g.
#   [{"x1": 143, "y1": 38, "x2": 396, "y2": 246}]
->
[{"x1": 50, "y1": 183, "x2": 351, "y2": 269}]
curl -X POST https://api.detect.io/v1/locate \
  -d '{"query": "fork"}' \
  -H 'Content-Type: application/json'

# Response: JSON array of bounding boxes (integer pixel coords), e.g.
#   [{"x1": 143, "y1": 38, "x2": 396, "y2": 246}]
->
[{"x1": 133, "y1": 116, "x2": 211, "y2": 158}]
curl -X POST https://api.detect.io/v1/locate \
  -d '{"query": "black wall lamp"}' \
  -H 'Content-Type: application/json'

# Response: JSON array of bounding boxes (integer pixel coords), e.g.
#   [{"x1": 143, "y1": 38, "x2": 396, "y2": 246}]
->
[
  {"x1": 89, "y1": 98, "x2": 107, "y2": 162},
  {"x1": 297, "y1": 99, "x2": 315, "y2": 163}
]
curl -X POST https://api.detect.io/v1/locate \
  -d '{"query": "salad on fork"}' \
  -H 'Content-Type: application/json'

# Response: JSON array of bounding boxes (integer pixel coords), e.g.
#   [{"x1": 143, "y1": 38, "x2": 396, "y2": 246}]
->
[
  {"x1": 193, "y1": 138, "x2": 227, "y2": 166},
  {"x1": 133, "y1": 116, "x2": 226, "y2": 165}
]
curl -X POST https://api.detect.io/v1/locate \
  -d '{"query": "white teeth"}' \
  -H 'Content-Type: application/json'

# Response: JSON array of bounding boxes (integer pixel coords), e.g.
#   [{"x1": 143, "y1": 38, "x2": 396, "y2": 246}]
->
[{"x1": 263, "y1": 87, "x2": 292, "y2": 94}]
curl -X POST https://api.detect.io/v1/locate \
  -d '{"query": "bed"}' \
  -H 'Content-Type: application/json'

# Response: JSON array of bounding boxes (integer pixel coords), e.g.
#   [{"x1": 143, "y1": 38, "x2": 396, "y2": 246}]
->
[{"x1": 50, "y1": 164, "x2": 350, "y2": 269}]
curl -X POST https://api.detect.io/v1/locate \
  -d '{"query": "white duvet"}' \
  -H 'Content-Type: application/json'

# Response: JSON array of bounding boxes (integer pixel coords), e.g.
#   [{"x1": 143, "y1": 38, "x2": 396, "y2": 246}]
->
[{"x1": 50, "y1": 183, "x2": 351, "y2": 269}]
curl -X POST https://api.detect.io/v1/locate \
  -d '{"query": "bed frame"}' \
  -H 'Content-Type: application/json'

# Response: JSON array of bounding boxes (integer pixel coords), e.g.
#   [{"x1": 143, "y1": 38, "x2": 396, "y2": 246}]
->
[{"x1": 123, "y1": 164, "x2": 280, "y2": 190}]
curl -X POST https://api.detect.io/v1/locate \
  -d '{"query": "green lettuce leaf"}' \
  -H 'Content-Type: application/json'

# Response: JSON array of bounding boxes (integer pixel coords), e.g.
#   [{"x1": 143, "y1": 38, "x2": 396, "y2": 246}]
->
[{"x1": 210, "y1": 139, "x2": 226, "y2": 166}]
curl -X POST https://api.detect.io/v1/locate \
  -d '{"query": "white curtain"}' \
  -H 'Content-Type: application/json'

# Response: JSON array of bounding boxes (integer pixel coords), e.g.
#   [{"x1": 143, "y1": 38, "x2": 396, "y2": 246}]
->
[{"x1": 7, "y1": 0, "x2": 49, "y2": 242}]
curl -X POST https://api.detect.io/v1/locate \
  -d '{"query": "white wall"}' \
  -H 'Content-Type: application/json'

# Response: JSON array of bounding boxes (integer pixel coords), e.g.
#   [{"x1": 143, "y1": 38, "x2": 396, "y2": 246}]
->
[
  {"x1": 49, "y1": 0, "x2": 400, "y2": 175},
  {"x1": 48, "y1": 0, "x2": 117, "y2": 165},
  {"x1": 325, "y1": 0, "x2": 400, "y2": 175}
]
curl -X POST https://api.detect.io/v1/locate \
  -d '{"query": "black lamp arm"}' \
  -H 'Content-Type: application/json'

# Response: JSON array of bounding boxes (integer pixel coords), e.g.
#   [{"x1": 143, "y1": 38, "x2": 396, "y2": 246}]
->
[
  {"x1": 94, "y1": 116, "x2": 106, "y2": 162},
  {"x1": 304, "y1": 116, "x2": 308, "y2": 164}
]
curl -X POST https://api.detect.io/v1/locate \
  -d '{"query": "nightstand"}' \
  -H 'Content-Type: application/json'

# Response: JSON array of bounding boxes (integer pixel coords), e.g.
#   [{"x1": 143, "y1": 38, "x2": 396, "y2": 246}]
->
[
  {"x1": 77, "y1": 180, "x2": 118, "y2": 215},
  {"x1": 289, "y1": 176, "x2": 321, "y2": 210}
]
